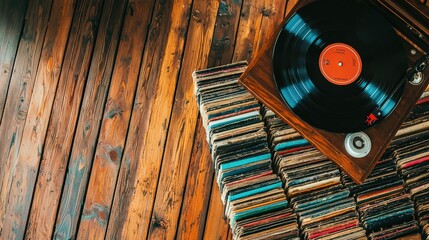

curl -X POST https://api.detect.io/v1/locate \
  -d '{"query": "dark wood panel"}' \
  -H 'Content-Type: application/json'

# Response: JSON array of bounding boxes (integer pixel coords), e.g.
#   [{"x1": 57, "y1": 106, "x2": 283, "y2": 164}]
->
[
  {"x1": 0, "y1": 0, "x2": 28, "y2": 123},
  {"x1": 0, "y1": 0, "x2": 54, "y2": 238},
  {"x1": 105, "y1": 0, "x2": 194, "y2": 238},
  {"x1": 77, "y1": 0, "x2": 155, "y2": 239}
]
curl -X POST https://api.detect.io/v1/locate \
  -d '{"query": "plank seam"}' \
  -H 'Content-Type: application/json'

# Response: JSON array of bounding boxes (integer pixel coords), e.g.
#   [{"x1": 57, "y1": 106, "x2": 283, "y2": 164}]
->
[
  {"x1": 284, "y1": 0, "x2": 290, "y2": 18},
  {"x1": 174, "y1": 115, "x2": 213, "y2": 239}
]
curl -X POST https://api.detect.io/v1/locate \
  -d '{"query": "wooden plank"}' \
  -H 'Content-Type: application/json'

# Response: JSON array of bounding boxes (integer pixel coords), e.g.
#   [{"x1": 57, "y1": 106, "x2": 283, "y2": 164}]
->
[
  {"x1": 0, "y1": 0, "x2": 76, "y2": 238},
  {"x1": 232, "y1": 0, "x2": 265, "y2": 62},
  {"x1": 52, "y1": 0, "x2": 127, "y2": 238},
  {"x1": 255, "y1": 0, "x2": 287, "y2": 53},
  {"x1": 12, "y1": 0, "x2": 103, "y2": 238},
  {"x1": 207, "y1": 0, "x2": 243, "y2": 67},
  {"x1": 176, "y1": 120, "x2": 214, "y2": 240},
  {"x1": 105, "y1": 0, "x2": 194, "y2": 238},
  {"x1": 27, "y1": 0, "x2": 127, "y2": 239},
  {"x1": 76, "y1": 0, "x2": 156, "y2": 239},
  {"x1": 203, "y1": 182, "x2": 230, "y2": 240},
  {"x1": 177, "y1": 1, "x2": 244, "y2": 238},
  {"x1": 0, "y1": 0, "x2": 53, "y2": 237},
  {"x1": 233, "y1": 0, "x2": 287, "y2": 62},
  {"x1": 0, "y1": 0, "x2": 28, "y2": 123},
  {"x1": 0, "y1": 0, "x2": 101, "y2": 237},
  {"x1": 145, "y1": 0, "x2": 220, "y2": 239}
]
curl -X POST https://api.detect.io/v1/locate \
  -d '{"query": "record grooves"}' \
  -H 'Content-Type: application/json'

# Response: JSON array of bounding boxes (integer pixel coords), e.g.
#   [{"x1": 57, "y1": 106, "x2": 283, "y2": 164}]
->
[{"x1": 272, "y1": 0, "x2": 407, "y2": 133}]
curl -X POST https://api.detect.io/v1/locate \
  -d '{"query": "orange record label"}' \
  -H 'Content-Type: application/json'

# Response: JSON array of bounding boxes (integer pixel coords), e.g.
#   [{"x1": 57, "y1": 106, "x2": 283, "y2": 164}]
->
[{"x1": 319, "y1": 43, "x2": 362, "y2": 85}]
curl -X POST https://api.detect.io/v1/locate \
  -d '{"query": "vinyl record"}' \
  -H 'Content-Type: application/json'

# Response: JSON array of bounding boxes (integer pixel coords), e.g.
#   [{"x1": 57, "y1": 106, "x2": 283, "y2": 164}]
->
[{"x1": 273, "y1": 0, "x2": 407, "y2": 133}]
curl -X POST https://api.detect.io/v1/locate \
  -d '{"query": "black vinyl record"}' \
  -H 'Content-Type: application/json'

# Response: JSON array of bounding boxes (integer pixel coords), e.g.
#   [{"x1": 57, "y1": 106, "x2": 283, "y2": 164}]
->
[{"x1": 273, "y1": 0, "x2": 407, "y2": 133}]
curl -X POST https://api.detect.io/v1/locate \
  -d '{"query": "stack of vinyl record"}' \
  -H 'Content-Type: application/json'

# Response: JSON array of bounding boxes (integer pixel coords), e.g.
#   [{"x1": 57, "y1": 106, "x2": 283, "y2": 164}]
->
[
  {"x1": 393, "y1": 92, "x2": 429, "y2": 239},
  {"x1": 194, "y1": 62, "x2": 299, "y2": 240},
  {"x1": 262, "y1": 107, "x2": 366, "y2": 240},
  {"x1": 392, "y1": 91, "x2": 429, "y2": 147},
  {"x1": 342, "y1": 155, "x2": 421, "y2": 239},
  {"x1": 341, "y1": 92, "x2": 429, "y2": 240}
]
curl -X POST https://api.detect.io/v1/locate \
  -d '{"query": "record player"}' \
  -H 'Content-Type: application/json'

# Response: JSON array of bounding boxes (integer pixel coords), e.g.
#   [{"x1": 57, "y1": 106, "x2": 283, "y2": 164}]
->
[{"x1": 239, "y1": 0, "x2": 429, "y2": 184}]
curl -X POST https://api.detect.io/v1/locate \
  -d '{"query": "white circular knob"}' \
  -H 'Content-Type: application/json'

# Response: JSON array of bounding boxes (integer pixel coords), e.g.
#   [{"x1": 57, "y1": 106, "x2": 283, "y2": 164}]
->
[{"x1": 345, "y1": 132, "x2": 371, "y2": 158}]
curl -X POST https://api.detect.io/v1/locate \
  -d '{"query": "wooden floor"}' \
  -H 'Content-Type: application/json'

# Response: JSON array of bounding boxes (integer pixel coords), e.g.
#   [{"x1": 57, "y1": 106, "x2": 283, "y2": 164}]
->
[
  {"x1": 0, "y1": 0, "x2": 296, "y2": 239},
  {"x1": 1, "y1": 0, "x2": 429, "y2": 239}
]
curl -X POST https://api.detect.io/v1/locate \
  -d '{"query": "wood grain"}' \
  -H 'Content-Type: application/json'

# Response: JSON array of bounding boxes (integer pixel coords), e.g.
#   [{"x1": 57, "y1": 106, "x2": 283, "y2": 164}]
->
[
  {"x1": 233, "y1": 0, "x2": 286, "y2": 62},
  {"x1": 76, "y1": 0, "x2": 155, "y2": 239},
  {"x1": 0, "y1": 0, "x2": 28, "y2": 123},
  {"x1": 255, "y1": 0, "x2": 287, "y2": 54},
  {"x1": 25, "y1": 4, "x2": 79, "y2": 238},
  {"x1": 27, "y1": 1, "x2": 125, "y2": 239},
  {"x1": 44, "y1": 0, "x2": 127, "y2": 239},
  {"x1": 105, "y1": 0, "x2": 194, "y2": 238},
  {"x1": 176, "y1": 119, "x2": 215, "y2": 240},
  {"x1": 146, "y1": 0, "x2": 220, "y2": 239},
  {"x1": 6, "y1": 0, "x2": 104, "y2": 234},
  {"x1": 232, "y1": 0, "x2": 266, "y2": 62},
  {"x1": 207, "y1": 0, "x2": 243, "y2": 67},
  {"x1": 0, "y1": 0, "x2": 54, "y2": 238},
  {"x1": 2, "y1": 0, "x2": 76, "y2": 238},
  {"x1": 50, "y1": 0, "x2": 120, "y2": 238},
  {"x1": 203, "y1": 182, "x2": 230, "y2": 240}
]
